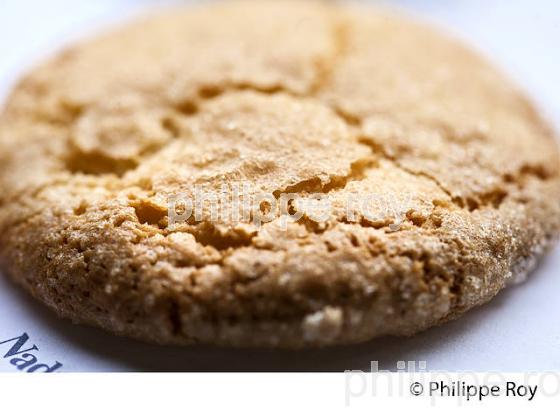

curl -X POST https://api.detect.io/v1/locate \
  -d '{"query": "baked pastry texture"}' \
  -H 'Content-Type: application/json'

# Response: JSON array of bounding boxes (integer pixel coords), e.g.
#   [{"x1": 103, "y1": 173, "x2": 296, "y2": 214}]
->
[{"x1": 0, "y1": 1, "x2": 559, "y2": 347}]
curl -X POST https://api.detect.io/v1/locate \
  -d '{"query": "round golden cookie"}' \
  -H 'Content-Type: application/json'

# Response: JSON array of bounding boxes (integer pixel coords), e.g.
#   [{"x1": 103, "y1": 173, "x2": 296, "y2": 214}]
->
[{"x1": 0, "y1": 1, "x2": 559, "y2": 347}]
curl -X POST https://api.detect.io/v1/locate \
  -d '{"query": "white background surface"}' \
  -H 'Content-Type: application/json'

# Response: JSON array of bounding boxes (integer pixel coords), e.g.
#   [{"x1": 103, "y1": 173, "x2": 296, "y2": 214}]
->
[{"x1": 0, "y1": 0, "x2": 559, "y2": 372}]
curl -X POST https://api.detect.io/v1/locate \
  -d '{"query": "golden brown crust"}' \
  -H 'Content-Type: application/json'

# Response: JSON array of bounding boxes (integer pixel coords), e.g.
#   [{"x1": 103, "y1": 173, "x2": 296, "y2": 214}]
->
[{"x1": 0, "y1": 1, "x2": 559, "y2": 347}]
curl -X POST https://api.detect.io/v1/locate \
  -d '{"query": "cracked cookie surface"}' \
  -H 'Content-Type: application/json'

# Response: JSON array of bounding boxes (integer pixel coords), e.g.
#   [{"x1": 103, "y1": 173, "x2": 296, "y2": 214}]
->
[{"x1": 0, "y1": 1, "x2": 559, "y2": 347}]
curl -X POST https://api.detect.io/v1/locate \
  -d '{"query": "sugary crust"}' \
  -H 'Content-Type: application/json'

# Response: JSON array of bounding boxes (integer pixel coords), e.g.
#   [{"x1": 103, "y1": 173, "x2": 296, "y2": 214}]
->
[{"x1": 0, "y1": 1, "x2": 559, "y2": 347}]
